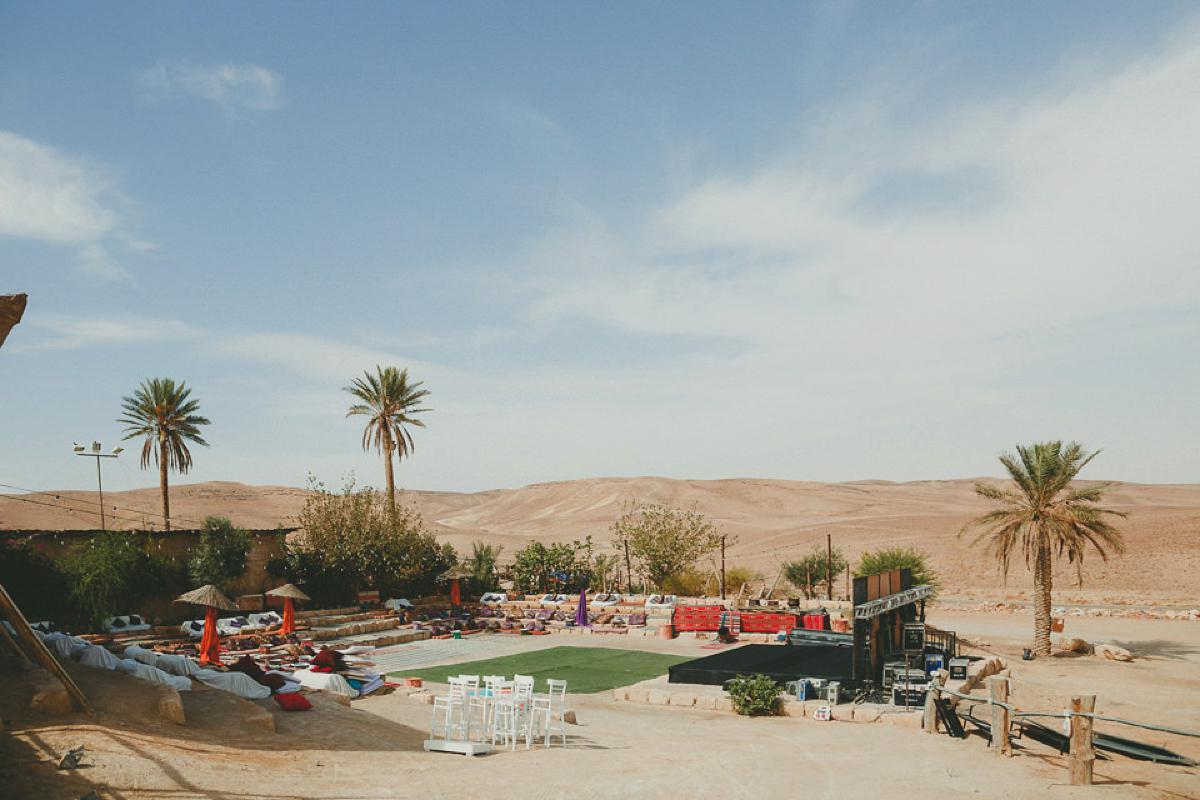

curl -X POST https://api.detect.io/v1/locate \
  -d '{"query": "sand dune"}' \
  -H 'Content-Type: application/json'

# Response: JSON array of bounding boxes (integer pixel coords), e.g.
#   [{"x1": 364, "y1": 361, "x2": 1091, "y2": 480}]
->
[{"x1": 4, "y1": 476, "x2": 1199, "y2": 605}]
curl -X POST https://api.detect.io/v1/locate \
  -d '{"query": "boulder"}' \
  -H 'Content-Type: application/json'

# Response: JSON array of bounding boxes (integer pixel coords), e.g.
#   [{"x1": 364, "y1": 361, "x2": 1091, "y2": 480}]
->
[
  {"x1": 1057, "y1": 637, "x2": 1093, "y2": 654},
  {"x1": 1096, "y1": 643, "x2": 1134, "y2": 662},
  {"x1": 30, "y1": 683, "x2": 72, "y2": 716},
  {"x1": 158, "y1": 689, "x2": 186, "y2": 725}
]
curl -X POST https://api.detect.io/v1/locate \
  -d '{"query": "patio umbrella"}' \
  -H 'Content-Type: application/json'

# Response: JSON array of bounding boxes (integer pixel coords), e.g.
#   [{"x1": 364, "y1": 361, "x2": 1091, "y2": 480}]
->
[
  {"x1": 438, "y1": 564, "x2": 473, "y2": 608},
  {"x1": 575, "y1": 588, "x2": 590, "y2": 627},
  {"x1": 266, "y1": 583, "x2": 311, "y2": 634},
  {"x1": 175, "y1": 585, "x2": 236, "y2": 665}
]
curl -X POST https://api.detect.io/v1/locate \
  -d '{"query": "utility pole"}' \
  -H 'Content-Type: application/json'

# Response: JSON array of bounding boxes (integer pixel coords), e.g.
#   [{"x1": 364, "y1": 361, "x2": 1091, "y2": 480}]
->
[
  {"x1": 75, "y1": 441, "x2": 122, "y2": 531},
  {"x1": 720, "y1": 535, "x2": 727, "y2": 600}
]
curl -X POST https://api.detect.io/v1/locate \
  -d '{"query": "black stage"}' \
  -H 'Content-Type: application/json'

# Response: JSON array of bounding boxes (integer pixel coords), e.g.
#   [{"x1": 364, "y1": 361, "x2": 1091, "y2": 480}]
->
[{"x1": 668, "y1": 641, "x2": 854, "y2": 687}]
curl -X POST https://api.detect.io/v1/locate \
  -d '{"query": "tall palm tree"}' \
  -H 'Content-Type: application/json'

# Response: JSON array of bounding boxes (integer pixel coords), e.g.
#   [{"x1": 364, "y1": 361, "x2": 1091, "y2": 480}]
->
[
  {"x1": 118, "y1": 378, "x2": 210, "y2": 531},
  {"x1": 962, "y1": 441, "x2": 1126, "y2": 656},
  {"x1": 345, "y1": 366, "x2": 430, "y2": 516}
]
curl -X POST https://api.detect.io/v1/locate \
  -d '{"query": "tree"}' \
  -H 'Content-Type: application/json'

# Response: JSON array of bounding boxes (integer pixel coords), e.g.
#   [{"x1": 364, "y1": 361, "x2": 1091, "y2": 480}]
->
[
  {"x1": 962, "y1": 441, "x2": 1126, "y2": 656},
  {"x1": 510, "y1": 538, "x2": 594, "y2": 593},
  {"x1": 189, "y1": 515, "x2": 252, "y2": 593},
  {"x1": 344, "y1": 366, "x2": 430, "y2": 517},
  {"x1": 783, "y1": 546, "x2": 848, "y2": 600},
  {"x1": 854, "y1": 547, "x2": 941, "y2": 598},
  {"x1": 611, "y1": 503, "x2": 723, "y2": 590},
  {"x1": 292, "y1": 476, "x2": 451, "y2": 603},
  {"x1": 465, "y1": 541, "x2": 502, "y2": 594},
  {"x1": 119, "y1": 377, "x2": 210, "y2": 531}
]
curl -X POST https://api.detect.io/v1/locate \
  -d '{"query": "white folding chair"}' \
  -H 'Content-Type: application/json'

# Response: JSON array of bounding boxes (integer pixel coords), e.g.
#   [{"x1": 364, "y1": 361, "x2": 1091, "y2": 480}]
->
[{"x1": 530, "y1": 678, "x2": 569, "y2": 747}]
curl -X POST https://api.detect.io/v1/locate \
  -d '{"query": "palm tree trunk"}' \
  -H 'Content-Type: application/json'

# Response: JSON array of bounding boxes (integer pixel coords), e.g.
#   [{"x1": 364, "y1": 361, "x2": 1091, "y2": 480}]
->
[
  {"x1": 382, "y1": 427, "x2": 396, "y2": 519},
  {"x1": 1033, "y1": 536, "x2": 1053, "y2": 656},
  {"x1": 159, "y1": 435, "x2": 171, "y2": 531}
]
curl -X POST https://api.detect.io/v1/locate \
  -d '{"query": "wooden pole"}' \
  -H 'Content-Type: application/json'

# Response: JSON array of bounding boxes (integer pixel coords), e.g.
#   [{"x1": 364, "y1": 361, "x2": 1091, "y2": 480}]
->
[
  {"x1": 1069, "y1": 694, "x2": 1096, "y2": 785},
  {"x1": 826, "y1": 534, "x2": 833, "y2": 601},
  {"x1": 623, "y1": 540, "x2": 633, "y2": 594},
  {"x1": 989, "y1": 676, "x2": 1011, "y2": 756},
  {"x1": 720, "y1": 535, "x2": 727, "y2": 600},
  {"x1": 923, "y1": 669, "x2": 949, "y2": 733}
]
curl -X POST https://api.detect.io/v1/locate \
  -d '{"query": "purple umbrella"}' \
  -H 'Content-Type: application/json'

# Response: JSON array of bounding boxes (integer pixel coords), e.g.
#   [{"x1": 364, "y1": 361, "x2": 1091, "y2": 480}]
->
[{"x1": 575, "y1": 588, "x2": 590, "y2": 627}]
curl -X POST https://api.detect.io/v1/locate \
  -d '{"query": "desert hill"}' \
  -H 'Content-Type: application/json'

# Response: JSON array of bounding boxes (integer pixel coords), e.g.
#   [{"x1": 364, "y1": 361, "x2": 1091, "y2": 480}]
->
[{"x1": 4, "y1": 477, "x2": 1199, "y2": 606}]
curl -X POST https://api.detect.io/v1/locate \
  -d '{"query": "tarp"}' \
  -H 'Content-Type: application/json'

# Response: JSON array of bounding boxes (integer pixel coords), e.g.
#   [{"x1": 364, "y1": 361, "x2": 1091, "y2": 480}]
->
[
  {"x1": 194, "y1": 668, "x2": 272, "y2": 699},
  {"x1": 292, "y1": 668, "x2": 357, "y2": 698},
  {"x1": 75, "y1": 644, "x2": 121, "y2": 670},
  {"x1": 131, "y1": 662, "x2": 192, "y2": 692}
]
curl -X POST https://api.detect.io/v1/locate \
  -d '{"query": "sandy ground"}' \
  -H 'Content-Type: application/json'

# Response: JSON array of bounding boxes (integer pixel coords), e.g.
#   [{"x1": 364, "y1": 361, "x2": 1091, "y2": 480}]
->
[{"x1": 4, "y1": 609, "x2": 1198, "y2": 800}]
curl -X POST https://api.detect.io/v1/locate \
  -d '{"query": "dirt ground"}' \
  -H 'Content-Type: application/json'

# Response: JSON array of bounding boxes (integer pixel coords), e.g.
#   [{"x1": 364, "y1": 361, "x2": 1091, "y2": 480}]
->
[{"x1": 3, "y1": 609, "x2": 1198, "y2": 800}]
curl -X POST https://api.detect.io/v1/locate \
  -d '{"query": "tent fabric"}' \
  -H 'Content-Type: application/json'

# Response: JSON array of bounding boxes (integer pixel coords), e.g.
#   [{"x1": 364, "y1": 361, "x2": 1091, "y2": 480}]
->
[
  {"x1": 156, "y1": 653, "x2": 201, "y2": 676},
  {"x1": 132, "y1": 662, "x2": 192, "y2": 692},
  {"x1": 194, "y1": 668, "x2": 272, "y2": 699},
  {"x1": 198, "y1": 606, "x2": 221, "y2": 665},
  {"x1": 281, "y1": 597, "x2": 296, "y2": 634},
  {"x1": 114, "y1": 658, "x2": 142, "y2": 675},
  {"x1": 44, "y1": 633, "x2": 90, "y2": 658},
  {"x1": 75, "y1": 644, "x2": 121, "y2": 670},
  {"x1": 124, "y1": 644, "x2": 159, "y2": 666},
  {"x1": 291, "y1": 668, "x2": 357, "y2": 698}
]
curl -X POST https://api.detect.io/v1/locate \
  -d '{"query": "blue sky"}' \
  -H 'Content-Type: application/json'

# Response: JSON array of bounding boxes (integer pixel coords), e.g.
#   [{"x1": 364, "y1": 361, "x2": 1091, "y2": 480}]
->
[{"x1": 3, "y1": 1, "x2": 1199, "y2": 497}]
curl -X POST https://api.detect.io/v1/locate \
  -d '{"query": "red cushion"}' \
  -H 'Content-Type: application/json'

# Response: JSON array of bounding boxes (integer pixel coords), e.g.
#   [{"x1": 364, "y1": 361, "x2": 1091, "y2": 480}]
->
[{"x1": 274, "y1": 693, "x2": 312, "y2": 711}]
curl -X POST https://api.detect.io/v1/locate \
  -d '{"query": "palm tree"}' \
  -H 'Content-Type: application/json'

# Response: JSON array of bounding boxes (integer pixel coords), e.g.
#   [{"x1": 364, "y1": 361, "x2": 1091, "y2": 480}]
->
[
  {"x1": 344, "y1": 366, "x2": 430, "y2": 516},
  {"x1": 962, "y1": 441, "x2": 1126, "y2": 656},
  {"x1": 118, "y1": 378, "x2": 210, "y2": 531}
]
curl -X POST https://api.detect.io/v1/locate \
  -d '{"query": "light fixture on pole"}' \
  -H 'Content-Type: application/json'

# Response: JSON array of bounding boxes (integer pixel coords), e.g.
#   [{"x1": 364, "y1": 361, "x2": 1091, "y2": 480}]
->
[{"x1": 75, "y1": 441, "x2": 121, "y2": 531}]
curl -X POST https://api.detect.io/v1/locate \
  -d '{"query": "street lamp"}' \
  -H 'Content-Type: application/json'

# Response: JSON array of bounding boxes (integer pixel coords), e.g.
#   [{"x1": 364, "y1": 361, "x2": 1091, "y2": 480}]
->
[{"x1": 75, "y1": 441, "x2": 122, "y2": 531}]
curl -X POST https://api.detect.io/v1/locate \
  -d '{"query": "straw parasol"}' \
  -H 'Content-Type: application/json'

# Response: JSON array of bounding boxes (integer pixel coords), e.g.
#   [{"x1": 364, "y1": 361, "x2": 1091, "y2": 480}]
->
[
  {"x1": 438, "y1": 564, "x2": 473, "y2": 607},
  {"x1": 266, "y1": 583, "x2": 310, "y2": 634},
  {"x1": 175, "y1": 585, "x2": 236, "y2": 664}
]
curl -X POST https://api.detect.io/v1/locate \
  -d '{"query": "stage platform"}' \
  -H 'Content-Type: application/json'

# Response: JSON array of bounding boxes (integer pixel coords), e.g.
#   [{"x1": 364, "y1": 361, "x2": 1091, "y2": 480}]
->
[{"x1": 668, "y1": 643, "x2": 853, "y2": 687}]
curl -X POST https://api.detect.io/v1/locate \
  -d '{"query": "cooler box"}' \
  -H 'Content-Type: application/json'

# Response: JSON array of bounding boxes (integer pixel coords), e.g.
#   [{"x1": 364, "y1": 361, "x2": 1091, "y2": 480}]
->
[
  {"x1": 893, "y1": 684, "x2": 928, "y2": 708},
  {"x1": 924, "y1": 653, "x2": 946, "y2": 675}
]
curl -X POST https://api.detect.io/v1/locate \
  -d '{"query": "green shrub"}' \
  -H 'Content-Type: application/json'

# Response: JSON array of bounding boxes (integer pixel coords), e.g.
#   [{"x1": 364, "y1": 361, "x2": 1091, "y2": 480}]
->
[
  {"x1": 188, "y1": 516, "x2": 252, "y2": 592},
  {"x1": 854, "y1": 547, "x2": 940, "y2": 598},
  {"x1": 725, "y1": 673, "x2": 783, "y2": 716}
]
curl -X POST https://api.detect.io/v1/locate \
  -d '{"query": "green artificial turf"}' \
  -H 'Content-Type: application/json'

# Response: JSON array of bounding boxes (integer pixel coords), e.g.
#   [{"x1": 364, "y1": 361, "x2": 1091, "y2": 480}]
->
[{"x1": 391, "y1": 646, "x2": 690, "y2": 694}]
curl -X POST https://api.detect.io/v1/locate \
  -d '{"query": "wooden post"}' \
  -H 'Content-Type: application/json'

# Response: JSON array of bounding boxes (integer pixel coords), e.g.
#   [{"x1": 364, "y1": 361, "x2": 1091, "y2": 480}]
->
[
  {"x1": 826, "y1": 534, "x2": 833, "y2": 601},
  {"x1": 923, "y1": 669, "x2": 949, "y2": 733},
  {"x1": 989, "y1": 676, "x2": 1011, "y2": 756},
  {"x1": 720, "y1": 535, "x2": 727, "y2": 600},
  {"x1": 1069, "y1": 694, "x2": 1096, "y2": 785}
]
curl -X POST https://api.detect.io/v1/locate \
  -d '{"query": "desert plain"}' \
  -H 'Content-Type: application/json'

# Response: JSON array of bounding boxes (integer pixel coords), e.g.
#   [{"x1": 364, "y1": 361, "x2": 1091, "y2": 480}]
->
[{"x1": 2, "y1": 477, "x2": 1199, "y2": 799}]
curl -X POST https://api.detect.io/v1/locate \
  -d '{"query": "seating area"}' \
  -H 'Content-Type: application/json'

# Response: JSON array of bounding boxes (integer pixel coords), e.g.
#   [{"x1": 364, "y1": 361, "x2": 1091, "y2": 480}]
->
[
  {"x1": 102, "y1": 614, "x2": 152, "y2": 634},
  {"x1": 426, "y1": 673, "x2": 570, "y2": 755}
]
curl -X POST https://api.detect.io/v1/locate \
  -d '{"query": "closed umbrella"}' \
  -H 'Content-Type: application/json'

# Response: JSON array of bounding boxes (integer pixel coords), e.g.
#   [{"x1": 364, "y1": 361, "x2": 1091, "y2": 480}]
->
[
  {"x1": 575, "y1": 588, "x2": 590, "y2": 627},
  {"x1": 266, "y1": 583, "x2": 311, "y2": 635},
  {"x1": 175, "y1": 585, "x2": 236, "y2": 665}
]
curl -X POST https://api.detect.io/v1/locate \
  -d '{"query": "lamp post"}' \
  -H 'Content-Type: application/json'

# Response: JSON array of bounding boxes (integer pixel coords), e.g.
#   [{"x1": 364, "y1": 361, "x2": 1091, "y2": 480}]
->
[{"x1": 74, "y1": 441, "x2": 122, "y2": 531}]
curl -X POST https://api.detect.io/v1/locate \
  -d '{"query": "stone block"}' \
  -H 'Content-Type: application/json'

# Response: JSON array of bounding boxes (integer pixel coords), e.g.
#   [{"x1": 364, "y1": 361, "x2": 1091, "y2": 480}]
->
[
  {"x1": 627, "y1": 688, "x2": 650, "y2": 704},
  {"x1": 668, "y1": 693, "x2": 697, "y2": 707},
  {"x1": 713, "y1": 696, "x2": 734, "y2": 713},
  {"x1": 647, "y1": 689, "x2": 672, "y2": 706},
  {"x1": 852, "y1": 707, "x2": 882, "y2": 723},
  {"x1": 563, "y1": 710, "x2": 577, "y2": 725},
  {"x1": 780, "y1": 700, "x2": 806, "y2": 718},
  {"x1": 1096, "y1": 643, "x2": 1133, "y2": 662},
  {"x1": 612, "y1": 687, "x2": 629, "y2": 701},
  {"x1": 696, "y1": 696, "x2": 718, "y2": 711},
  {"x1": 879, "y1": 710, "x2": 923, "y2": 729},
  {"x1": 158, "y1": 689, "x2": 186, "y2": 725}
]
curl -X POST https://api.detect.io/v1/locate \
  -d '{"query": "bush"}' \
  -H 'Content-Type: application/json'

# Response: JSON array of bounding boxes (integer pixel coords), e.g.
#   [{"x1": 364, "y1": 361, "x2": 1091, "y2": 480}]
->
[
  {"x1": 189, "y1": 516, "x2": 252, "y2": 592},
  {"x1": 726, "y1": 674, "x2": 783, "y2": 716},
  {"x1": 0, "y1": 535, "x2": 71, "y2": 622},
  {"x1": 783, "y1": 546, "x2": 848, "y2": 600},
  {"x1": 60, "y1": 530, "x2": 146, "y2": 629},
  {"x1": 854, "y1": 547, "x2": 940, "y2": 598}
]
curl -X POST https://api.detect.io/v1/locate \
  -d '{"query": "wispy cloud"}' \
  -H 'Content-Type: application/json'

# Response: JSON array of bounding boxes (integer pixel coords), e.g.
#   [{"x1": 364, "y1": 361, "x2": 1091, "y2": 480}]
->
[
  {"x1": 25, "y1": 314, "x2": 202, "y2": 351},
  {"x1": 0, "y1": 131, "x2": 139, "y2": 282},
  {"x1": 138, "y1": 61, "x2": 285, "y2": 115},
  {"x1": 207, "y1": 332, "x2": 448, "y2": 384}
]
